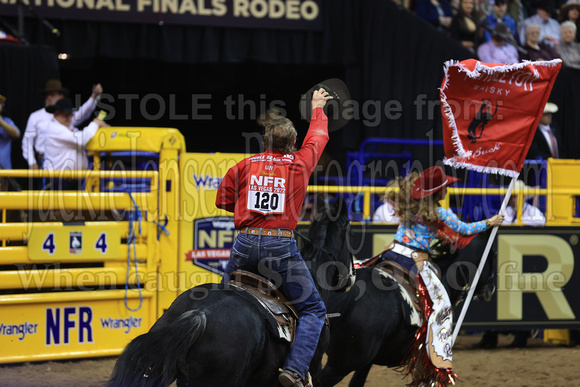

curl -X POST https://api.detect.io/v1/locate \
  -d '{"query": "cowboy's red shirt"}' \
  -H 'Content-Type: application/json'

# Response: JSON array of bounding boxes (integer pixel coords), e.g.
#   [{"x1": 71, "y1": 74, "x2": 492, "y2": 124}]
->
[{"x1": 216, "y1": 107, "x2": 329, "y2": 230}]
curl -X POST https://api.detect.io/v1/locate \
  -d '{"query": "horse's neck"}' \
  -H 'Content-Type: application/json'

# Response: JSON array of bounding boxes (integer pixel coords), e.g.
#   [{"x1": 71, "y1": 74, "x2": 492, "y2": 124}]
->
[
  {"x1": 437, "y1": 234, "x2": 491, "y2": 306},
  {"x1": 309, "y1": 256, "x2": 331, "y2": 302},
  {"x1": 302, "y1": 205, "x2": 353, "y2": 302}
]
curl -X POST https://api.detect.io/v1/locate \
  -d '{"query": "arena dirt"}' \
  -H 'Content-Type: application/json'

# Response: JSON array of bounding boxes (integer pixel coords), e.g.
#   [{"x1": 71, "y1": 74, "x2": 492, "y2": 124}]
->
[{"x1": 0, "y1": 333, "x2": 577, "y2": 386}]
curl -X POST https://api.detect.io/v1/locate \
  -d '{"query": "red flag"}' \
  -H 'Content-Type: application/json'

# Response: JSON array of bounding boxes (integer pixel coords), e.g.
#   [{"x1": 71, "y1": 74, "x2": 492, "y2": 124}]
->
[{"x1": 440, "y1": 59, "x2": 561, "y2": 177}]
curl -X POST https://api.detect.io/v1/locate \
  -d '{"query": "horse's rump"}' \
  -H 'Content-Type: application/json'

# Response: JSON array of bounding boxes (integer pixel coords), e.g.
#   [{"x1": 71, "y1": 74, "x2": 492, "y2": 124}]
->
[
  {"x1": 108, "y1": 302, "x2": 207, "y2": 387},
  {"x1": 108, "y1": 284, "x2": 287, "y2": 387}
]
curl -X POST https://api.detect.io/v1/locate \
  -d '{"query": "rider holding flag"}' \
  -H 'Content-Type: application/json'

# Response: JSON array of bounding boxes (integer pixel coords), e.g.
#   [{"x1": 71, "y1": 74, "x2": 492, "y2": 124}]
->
[{"x1": 382, "y1": 165, "x2": 504, "y2": 386}]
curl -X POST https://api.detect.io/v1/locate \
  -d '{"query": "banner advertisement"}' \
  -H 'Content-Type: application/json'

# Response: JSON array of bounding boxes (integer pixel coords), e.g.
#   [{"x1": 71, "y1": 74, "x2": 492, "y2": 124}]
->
[
  {"x1": 180, "y1": 152, "x2": 245, "y2": 288},
  {"x1": 1, "y1": 0, "x2": 323, "y2": 30},
  {"x1": 0, "y1": 293, "x2": 153, "y2": 362}
]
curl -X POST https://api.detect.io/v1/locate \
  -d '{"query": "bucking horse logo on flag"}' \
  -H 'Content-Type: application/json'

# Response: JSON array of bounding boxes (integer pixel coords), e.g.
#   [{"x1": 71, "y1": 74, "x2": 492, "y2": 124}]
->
[{"x1": 467, "y1": 99, "x2": 498, "y2": 143}]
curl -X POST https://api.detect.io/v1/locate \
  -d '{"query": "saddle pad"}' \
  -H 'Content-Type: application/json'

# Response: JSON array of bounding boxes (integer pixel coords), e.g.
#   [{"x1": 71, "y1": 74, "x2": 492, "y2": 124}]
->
[
  {"x1": 374, "y1": 261, "x2": 422, "y2": 327},
  {"x1": 375, "y1": 260, "x2": 419, "y2": 307},
  {"x1": 229, "y1": 270, "x2": 299, "y2": 319}
]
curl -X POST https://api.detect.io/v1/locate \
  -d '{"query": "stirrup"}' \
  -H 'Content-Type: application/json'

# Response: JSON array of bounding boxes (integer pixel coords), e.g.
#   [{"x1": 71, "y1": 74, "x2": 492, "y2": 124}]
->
[{"x1": 278, "y1": 369, "x2": 312, "y2": 387}]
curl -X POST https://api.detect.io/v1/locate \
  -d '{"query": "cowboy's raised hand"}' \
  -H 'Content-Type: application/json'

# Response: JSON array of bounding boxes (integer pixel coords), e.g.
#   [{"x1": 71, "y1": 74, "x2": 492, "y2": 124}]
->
[
  {"x1": 312, "y1": 88, "x2": 333, "y2": 109},
  {"x1": 92, "y1": 83, "x2": 103, "y2": 97}
]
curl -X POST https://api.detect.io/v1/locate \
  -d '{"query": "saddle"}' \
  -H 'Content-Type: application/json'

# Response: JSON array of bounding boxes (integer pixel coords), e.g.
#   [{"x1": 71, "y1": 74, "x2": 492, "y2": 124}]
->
[
  {"x1": 374, "y1": 260, "x2": 419, "y2": 311},
  {"x1": 228, "y1": 270, "x2": 299, "y2": 343},
  {"x1": 355, "y1": 255, "x2": 421, "y2": 319}
]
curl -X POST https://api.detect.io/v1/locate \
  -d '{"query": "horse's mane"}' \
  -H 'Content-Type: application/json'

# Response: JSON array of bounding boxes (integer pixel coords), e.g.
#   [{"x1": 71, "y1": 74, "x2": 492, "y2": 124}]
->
[
  {"x1": 303, "y1": 196, "x2": 349, "y2": 257},
  {"x1": 301, "y1": 195, "x2": 354, "y2": 297},
  {"x1": 431, "y1": 229, "x2": 496, "y2": 306}
]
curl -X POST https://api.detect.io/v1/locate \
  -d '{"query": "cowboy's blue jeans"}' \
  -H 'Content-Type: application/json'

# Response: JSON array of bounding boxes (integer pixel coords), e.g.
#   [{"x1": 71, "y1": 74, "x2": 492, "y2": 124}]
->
[{"x1": 222, "y1": 231, "x2": 326, "y2": 380}]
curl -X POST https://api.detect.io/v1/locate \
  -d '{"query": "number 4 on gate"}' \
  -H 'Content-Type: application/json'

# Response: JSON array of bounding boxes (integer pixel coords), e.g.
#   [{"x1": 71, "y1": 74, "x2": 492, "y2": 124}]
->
[{"x1": 29, "y1": 226, "x2": 120, "y2": 260}]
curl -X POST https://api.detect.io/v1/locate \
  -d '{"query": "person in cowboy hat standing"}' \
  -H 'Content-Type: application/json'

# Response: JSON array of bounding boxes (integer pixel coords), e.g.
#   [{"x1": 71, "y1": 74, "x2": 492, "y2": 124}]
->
[
  {"x1": 21, "y1": 79, "x2": 103, "y2": 170},
  {"x1": 215, "y1": 88, "x2": 333, "y2": 387},
  {"x1": 527, "y1": 102, "x2": 560, "y2": 160},
  {"x1": 380, "y1": 165, "x2": 504, "y2": 386},
  {"x1": 42, "y1": 98, "x2": 109, "y2": 189}
]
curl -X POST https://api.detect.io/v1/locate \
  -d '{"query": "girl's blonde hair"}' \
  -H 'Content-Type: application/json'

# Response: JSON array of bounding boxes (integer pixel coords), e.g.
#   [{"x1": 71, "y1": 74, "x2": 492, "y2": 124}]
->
[{"x1": 384, "y1": 172, "x2": 443, "y2": 223}]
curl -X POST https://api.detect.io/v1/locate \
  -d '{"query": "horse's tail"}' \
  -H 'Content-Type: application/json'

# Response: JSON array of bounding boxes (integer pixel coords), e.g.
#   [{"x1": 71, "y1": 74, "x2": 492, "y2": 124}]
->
[{"x1": 107, "y1": 310, "x2": 207, "y2": 387}]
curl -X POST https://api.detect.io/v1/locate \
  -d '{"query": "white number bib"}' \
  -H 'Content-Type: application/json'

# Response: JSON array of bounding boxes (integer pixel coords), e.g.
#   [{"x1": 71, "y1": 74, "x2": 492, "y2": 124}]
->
[{"x1": 247, "y1": 161, "x2": 288, "y2": 215}]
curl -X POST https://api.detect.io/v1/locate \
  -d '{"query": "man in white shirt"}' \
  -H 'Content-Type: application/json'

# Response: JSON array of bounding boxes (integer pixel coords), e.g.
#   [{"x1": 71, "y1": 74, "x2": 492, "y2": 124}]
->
[
  {"x1": 503, "y1": 180, "x2": 546, "y2": 226},
  {"x1": 21, "y1": 79, "x2": 103, "y2": 169},
  {"x1": 372, "y1": 199, "x2": 400, "y2": 223},
  {"x1": 43, "y1": 98, "x2": 108, "y2": 189}
]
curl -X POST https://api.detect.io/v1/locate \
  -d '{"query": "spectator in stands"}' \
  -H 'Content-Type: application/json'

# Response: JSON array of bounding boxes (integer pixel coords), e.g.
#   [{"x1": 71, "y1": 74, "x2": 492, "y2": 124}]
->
[
  {"x1": 527, "y1": 102, "x2": 560, "y2": 160},
  {"x1": 450, "y1": 0, "x2": 482, "y2": 51},
  {"x1": 482, "y1": 0, "x2": 520, "y2": 44},
  {"x1": 519, "y1": 0, "x2": 561, "y2": 46},
  {"x1": 415, "y1": 0, "x2": 454, "y2": 30},
  {"x1": 477, "y1": 0, "x2": 494, "y2": 18},
  {"x1": 450, "y1": 0, "x2": 461, "y2": 15},
  {"x1": 373, "y1": 198, "x2": 400, "y2": 223},
  {"x1": 477, "y1": 23, "x2": 520, "y2": 63},
  {"x1": 558, "y1": 0, "x2": 580, "y2": 41},
  {"x1": 0, "y1": 94, "x2": 20, "y2": 170},
  {"x1": 520, "y1": 22, "x2": 560, "y2": 60},
  {"x1": 43, "y1": 98, "x2": 108, "y2": 189},
  {"x1": 556, "y1": 21, "x2": 580, "y2": 68},
  {"x1": 393, "y1": 0, "x2": 413, "y2": 9},
  {"x1": 22, "y1": 79, "x2": 102, "y2": 170},
  {"x1": 506, "y1": 0, "x2": 525, "y2": 25},
  {"x1": 503, "y1": 180, "x2": 546, "y2": 226}
]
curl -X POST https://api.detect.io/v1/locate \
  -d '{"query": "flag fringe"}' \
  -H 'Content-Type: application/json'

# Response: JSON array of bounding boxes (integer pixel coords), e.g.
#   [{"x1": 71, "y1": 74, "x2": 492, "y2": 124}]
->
[
  {"x1": 441, "y1": 60, "x2": 457, "y2": 91},
  {"x1": 440, "y1": 60, "x2": 468, "y2": 158},
  {"x1": 439, "y1": 89, "x2": 469, "y2": 159},
  {"x1": 452, "y1": 59, "x2": 562, "y2": 79},
  {"x1": 443, "y1": 157, "x2": 520, "y2": 177}
]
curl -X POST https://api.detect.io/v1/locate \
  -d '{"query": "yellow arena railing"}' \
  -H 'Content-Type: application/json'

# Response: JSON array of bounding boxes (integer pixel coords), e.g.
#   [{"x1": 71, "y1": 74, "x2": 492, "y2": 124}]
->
[{"x1": 0, "y1": 125, "x2": 578, "y2": 363}]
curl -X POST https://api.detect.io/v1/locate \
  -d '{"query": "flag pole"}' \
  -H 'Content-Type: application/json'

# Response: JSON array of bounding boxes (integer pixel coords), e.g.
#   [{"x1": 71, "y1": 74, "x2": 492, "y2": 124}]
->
[{"x1": 451, "y1": 177, "x2": 516, "y2": 345}]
